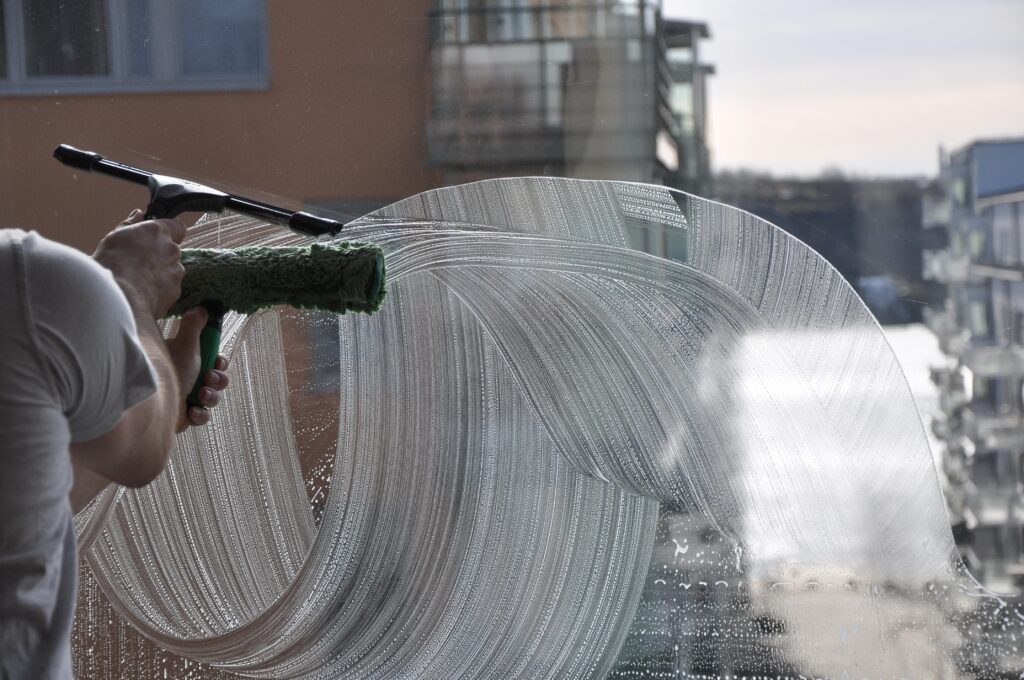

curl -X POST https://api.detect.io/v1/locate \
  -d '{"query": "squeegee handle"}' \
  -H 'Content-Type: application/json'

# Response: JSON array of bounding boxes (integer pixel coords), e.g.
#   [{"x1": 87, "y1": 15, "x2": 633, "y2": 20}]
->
[
  {"x1": 186, "y1": 305, "x2": 225, "y2": 411},
  {"x1": 53, "y1": 144, "x2": 343, "y2": 236}
]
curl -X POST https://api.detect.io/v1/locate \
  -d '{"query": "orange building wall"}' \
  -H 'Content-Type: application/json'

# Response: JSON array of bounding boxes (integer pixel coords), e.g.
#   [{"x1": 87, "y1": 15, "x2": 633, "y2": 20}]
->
[{"x1": 0, "y1": 0, "x2": 439, "y2": 252}]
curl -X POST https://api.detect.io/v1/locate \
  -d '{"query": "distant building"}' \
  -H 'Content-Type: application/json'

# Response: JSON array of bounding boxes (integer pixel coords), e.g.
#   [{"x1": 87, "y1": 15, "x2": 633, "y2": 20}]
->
[
  {"x1": 426, "y1": 0, "x2": 714, "y2": 197},
  {"x1": 924, "y1": 138, "x2": 1024, "y2": 595},
  {"x1": 714, "y1": 172, "x2": 945, "y2": 324},
  {"x1": 663, "y1": 19, "x2": 714, "y2": 197}
]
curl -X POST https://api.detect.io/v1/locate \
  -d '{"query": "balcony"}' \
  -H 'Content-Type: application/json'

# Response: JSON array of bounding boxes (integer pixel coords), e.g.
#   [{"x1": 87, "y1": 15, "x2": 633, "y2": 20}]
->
[
  {"x1": 942, "y1": 441, "x2": 973, "y2": 485},
  {"x1": 923, "y1": 307, "x2": 969, "y2": 356},
  {"x1": 430, "y1": 2, "x2": 652, "y2": 45},
  {"x1": 930, "y1": 364, "x2": 970, "y2": 412},
  {"x1": 922, "y1": 191, "x2": 951, "y2": 230},
  {"x1": 966, "y1": 487, "x2": 1020, "y2": 527},
  {"x1": 970, "y1": 262, "x2": 1024, "y2": 282},
  {"x1": 427, "y1": 2, "x2": 678, "y2": 177},
  {"x1": 923, "y1": 249, "x2": 970, "y2": 283},
  {"x1": 960, "y1": 345, "x2": 1024, "y2": 377},
  {"x1": 962, "y1": 405, "x2": 1024, "y2": 450}
]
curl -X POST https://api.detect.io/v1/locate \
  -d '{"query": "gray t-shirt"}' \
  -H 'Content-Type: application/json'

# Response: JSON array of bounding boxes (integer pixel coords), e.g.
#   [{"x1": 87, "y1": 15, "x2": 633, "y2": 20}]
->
[{"x1": 0, "y1": 229, "x2": 157, "y2": 679}]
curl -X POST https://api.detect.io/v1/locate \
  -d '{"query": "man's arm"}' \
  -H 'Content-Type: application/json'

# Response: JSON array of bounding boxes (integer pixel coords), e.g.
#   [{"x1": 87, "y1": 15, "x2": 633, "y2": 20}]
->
[
  {"x1": 68, "y1": 211, "x2": 228, "y2": 509},
  {"x1": 70, "y1": 352, "x2": 229, "y2": 512},
  {"x1": 69, "y1": 316, "x2": 180, "y2": 489}
]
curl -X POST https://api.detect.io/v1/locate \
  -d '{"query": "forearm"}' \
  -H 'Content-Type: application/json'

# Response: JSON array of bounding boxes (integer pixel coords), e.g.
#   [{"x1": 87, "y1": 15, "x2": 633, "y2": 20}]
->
[
  {"x1": 69, "y1": 311, "x2": 226, "y2": 507},
  {"x1": 121, "y1": 313, "x2": 181, "y2": 477},
  {"x1": 68, "y1": 321, "x2": 177, "y2": 510},
  {"x1": 69, "y1": 311, "x2": 180, "y2": 489}
]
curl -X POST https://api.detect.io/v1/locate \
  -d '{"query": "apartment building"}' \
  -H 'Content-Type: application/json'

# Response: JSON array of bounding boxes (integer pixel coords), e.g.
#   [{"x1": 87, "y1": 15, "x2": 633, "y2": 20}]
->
[
  {"x1": 426, "y1": 0, "x2": 713, "y2": 201},
  {"x1": 924, "y1": 138, "x2": 1024, "y2": 595}
]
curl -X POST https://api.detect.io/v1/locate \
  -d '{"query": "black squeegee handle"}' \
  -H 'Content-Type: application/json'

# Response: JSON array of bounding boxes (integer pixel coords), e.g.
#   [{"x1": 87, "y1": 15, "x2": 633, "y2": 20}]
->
[{"x1": 53, "y1": 144, "x2": 342, "y2": 237}]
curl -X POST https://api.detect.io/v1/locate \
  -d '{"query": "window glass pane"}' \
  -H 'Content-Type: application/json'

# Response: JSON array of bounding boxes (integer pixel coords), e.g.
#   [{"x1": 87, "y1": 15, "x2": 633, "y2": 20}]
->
[
  {"x1": 22, "y1": 0, "x2": 109, "y2": 77},
  {"x1": 970, "y1": 228, "x2": 987, "y2": 258},
  {"x1": 124, "y1": 0, "x2": 152, "y2": 77},
  {"x1": 4, "y1": 2, "x2": 1023, "y2": 677},
  {"x1": 671, "y1": 82, "x2": 694, "y2": 134},
  {"x1": 969, "y1": 300, "x2": 990, "y2": 338},
  {"x1": 973, "y1": 452, "x2": 999, "y2": 488},
  {"x1": 1017, "y1": 203, "x2": 1024, "y2": 264},
  {"x1": 0, "y1": 4, "x2": 6, "y2": 79},
  {"x1": 975, "y1": 526, "x2": 1003, "y2": 560},
  {"x1": 181, "y1": 0, "x2": 264, "y2": 76}
]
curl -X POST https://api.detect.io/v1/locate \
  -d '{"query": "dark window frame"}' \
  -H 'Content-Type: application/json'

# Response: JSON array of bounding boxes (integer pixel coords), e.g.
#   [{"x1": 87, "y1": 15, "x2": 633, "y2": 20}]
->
[{"x1": 0, "y1": 0, "x2": 270, "y2": 96}]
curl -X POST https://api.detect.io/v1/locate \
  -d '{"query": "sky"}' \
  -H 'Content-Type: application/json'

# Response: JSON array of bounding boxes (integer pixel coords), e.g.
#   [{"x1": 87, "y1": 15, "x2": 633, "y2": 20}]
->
[{"x1": 662, "y1": 0, "x2": 1024, "y2": 177}]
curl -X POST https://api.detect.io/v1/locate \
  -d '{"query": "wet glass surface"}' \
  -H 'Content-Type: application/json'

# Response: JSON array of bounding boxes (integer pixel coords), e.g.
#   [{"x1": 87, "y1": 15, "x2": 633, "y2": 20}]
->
[{"x1": 75, "y1": 180, "x2": 1024, "y2": 677}]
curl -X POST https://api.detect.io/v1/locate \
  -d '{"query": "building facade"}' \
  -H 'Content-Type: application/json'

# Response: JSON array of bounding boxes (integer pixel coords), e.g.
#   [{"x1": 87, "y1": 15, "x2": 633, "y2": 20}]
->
[
  {"x1": 924, "y1": 138, "x2": 1024, "y2": 595},
  {"x1": 2, "y1": 1, "x2": 714, "y2": 254},
  {"x1": 426, "y1": 0, "x2": 713, "y2": 197},
  {"x1": 0, "y1": 0, "x2": 439, "y2": 252}
]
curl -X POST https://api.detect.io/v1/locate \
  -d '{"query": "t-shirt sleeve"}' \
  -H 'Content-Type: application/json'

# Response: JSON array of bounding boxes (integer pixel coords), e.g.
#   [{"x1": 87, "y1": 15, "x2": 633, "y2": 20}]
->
[{"x1": 21, "y1": 232, "x2": 158, "y2": 443}]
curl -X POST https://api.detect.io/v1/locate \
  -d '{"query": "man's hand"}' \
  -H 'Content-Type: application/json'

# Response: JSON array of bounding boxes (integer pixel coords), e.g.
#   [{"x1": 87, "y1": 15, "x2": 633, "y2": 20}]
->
[
  {"x1": 167, "y1": 306, "x2": 231, "y2": 431},
  {"x1": 93, "y1": 209, "x2": 186, "y2": 319},
  {"x1": 181, "y1": 355, "x2": 230, "y2": 429},
  {"x1": 93, "y1": 209, "x2": 229, "y2": 430}
]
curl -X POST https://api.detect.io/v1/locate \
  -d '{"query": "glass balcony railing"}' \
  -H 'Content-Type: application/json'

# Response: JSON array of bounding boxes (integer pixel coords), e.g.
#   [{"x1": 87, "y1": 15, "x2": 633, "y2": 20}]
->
[
  {"x1": 962, "y1": 404, "x2": 1024, "y2": 451},
  {"x1": 923, "y1": 249, "x2": 970, "y2": 283},
  {"x1": 429, "y1": 1, "x2": 653, "y2": 45}
]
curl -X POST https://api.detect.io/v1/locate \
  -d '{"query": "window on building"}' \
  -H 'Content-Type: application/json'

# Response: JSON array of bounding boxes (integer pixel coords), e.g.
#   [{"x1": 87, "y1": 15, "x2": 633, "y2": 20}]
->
[
  {"x1": 23, "y1": 0, "x2": 109, "y2": 77},
  {"x1": 991, "y1": 280, "x2": 1011, "y2": 344},
  {"x1": 969, "y1": 229, "x2": 987, "y2": 259},
  {"x1": 1018, "y1": 202, "x2": 1024, "y2": 265},
  {"x1": 968, "y1": 300, "x2": 991, "y2": 340},
  {"x1": 976, "y1": 376, "x2": 1024, "y2": 416},
  {"x1": 972, "y1": 452, "x2": 999, "y2": 489},
  {"x1": 974, "y1": 526, "x2": 1004, "y2": 560},
  {"x1": 181, "y1": 0, "x2": 264, "y2": 76},
  {"x1": 993, "y1": 203, "x2": 1017, "y2": 266},
  {"x1": 974, "y1": 374, "x2": 990, "y2": 400},
  {"x1": 952, "y1": 177, "x2": 968, "y2": 207},
  {"x1": 0, "y1": 0, "x2": 268, "y2": 94},
  {"x1": 0, "y1": 4, "x2": 7, "y2": 79},
  {"x1": 671, "y1": 81, "x2": 695, "y2": 135}
]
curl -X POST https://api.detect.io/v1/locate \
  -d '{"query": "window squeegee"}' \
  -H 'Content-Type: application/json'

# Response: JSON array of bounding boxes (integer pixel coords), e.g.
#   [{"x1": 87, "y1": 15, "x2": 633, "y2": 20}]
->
[{"x1": 54, "y1": 144, "x2": 386, "y2": 410}]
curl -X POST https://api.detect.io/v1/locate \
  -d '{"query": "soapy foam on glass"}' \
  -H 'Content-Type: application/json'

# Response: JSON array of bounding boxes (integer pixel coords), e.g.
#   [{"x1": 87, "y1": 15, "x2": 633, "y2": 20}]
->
[{"x1": 73, "y1": 179, "x2": 1024, "y2": 678}]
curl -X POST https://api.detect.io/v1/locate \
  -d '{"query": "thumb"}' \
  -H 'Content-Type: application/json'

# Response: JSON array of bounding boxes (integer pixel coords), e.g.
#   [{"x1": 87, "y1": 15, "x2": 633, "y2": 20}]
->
[{"x1": 120, "y1": 208, "x2": 144, "y2": 226}]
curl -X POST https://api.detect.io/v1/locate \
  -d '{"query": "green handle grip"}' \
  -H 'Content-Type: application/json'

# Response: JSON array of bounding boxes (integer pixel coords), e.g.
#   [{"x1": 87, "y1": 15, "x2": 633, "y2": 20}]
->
[{"x1": 186, "y1": 311, "x2": 223, "y2": 409}]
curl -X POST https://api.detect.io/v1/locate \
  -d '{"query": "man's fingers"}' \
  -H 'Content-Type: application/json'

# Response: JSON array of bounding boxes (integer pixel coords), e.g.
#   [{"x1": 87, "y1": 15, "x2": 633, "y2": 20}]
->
[
  {"x1": 198, "y1": 387, "x2": 221, "y2": 408},
  {"x1": 176, "y1": 352, "x2": 228, "y2": 433},
  {"x1": 187, "y1": 406, "x2": 211, "y2": 427},
  {"x1": 120, "y1": 208, "x2": 144, "y2": 226},
  {"x1": 162, "y1": 218, "x2": 188, "y2": 244},
  {"x1": 205, "y1": 369, "x2": 229, "y2": 389}
]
